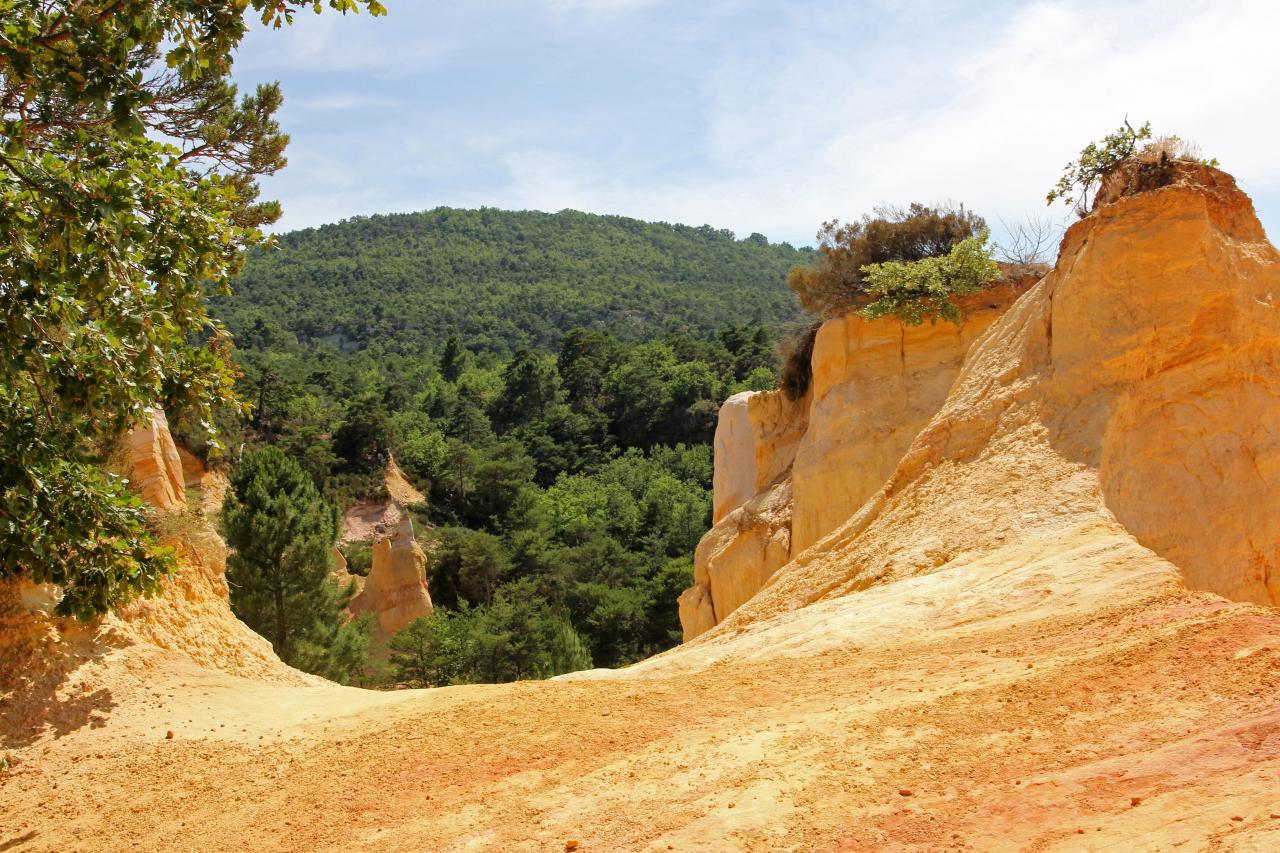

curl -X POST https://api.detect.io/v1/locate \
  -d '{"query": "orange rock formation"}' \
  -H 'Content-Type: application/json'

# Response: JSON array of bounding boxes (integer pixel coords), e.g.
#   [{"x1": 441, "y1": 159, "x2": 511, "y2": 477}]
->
[
  {"x1": 348, "y1": 513, "x2": 433, "y2": 642},
  {"x1": 680, "y1": 280, "x2": 1034, "y2": 639},
  {"x1": 338, "y1": 454, "x2": 432, "y2": 643},
  {"x1": 122, "y1": 408, "x2": 187, "y2": 512}
]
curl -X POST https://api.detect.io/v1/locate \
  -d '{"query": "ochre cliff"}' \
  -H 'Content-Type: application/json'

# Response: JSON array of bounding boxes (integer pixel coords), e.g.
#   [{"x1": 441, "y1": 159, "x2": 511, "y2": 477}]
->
[
  {"x1": 712, "y1": 164, "x2": 1280, "y2": 637},
  {"x1": 338, "y1": 455, "x2": 432, "y2": 644},
  {"x1": 1, "y1": 411, "x2": 307, "y2": 747},
  {"x1": 5, "y1": 167, "x2": 1280, "y2": 852},
  {"x1": 123, "y1": 407, "x2": 187, "y2": 512},
  {"x1": 791, "y1": 284, "x2": 1032, "y2": 555},
  {"x1": 348, "y1": 513, "x2": 433, "y2": 643},
  {"x1": 710, "y1": 390, "x2": 808, "y2": 523},
  {"x1": 680, "y1": 280, "x2": 1034, "y2": 640}
]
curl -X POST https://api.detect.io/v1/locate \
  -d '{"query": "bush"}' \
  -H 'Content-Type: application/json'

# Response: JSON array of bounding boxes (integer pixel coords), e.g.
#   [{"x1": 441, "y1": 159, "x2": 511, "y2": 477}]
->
[
  {"x1": 387, "y1": 610, "x2": 473, "y2": 687},
  {"x1": 1047, "y1": 119, "x2": 1219, "y2": 215},
  {"x1": 323, "y1": 470, "x2": 388, "y2": 508},
  {"x1": 777, "y1": 322, "x2": 820, "y2": 401},
  {"x1": 1047, "y1": 119, "x2": 1152, "y2": 213},
  {"x1": 340, "y1": 540, "x2": 373, "y2": 577},
  {"x1": 860, "y1": 233, "x2": 1001, "y2": 326},
  {"x1": 427, "y1": 526, "x2": 511, "y2": 609},
  {"x1": 787, "y1": 203, "x2": 986, "y2": 315},
  {"x1": 387, "y1": 586, "x2": 594, "y2": 687}
]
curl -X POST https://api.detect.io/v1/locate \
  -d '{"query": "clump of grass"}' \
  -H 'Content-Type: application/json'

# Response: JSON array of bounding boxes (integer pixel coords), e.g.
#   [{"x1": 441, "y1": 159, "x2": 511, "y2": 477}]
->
[{"x1": 340, "y1": 540, "x2": 374, "y2": 577}]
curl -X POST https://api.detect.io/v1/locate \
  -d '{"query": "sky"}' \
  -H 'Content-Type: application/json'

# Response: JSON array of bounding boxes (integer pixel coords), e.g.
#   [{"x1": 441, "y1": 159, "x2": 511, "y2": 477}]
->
[{"x1": 234, "y1": 0, "x2": 1280, "y2": 247}]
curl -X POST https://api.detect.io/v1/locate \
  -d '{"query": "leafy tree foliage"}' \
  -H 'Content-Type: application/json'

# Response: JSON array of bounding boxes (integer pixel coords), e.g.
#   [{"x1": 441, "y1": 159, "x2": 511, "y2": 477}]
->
[
  {"x1": 213, "y1": 208, "x2": 811, "y2": 356},
  {"x1": 860, "y1": 234, "x2": 1002, "y2": 326},
  {"x1": 0, "y1": 0, "x2": 381, "y2": 617},
  {"x1": 388, "y1": 587, "x2": 594, "y2": 687},
  {"x1": 1048, "y1": 120, "x2": 1219, "y2": 216},
  {"x1": 428, "y1": 526, "x2": 510, "y2": 609},
  {"x1": 222, "y1": 312, "x2": 755, "y2": 675},
  {"x1": 221, "y1": 446, "x2": 369, "y2": 682},
  {"x1": 206, "y1": 192, "x2": 802, "y2": 679},
  {"x1": 786, "y1": 204, "x2": 986, "y2": 315}
]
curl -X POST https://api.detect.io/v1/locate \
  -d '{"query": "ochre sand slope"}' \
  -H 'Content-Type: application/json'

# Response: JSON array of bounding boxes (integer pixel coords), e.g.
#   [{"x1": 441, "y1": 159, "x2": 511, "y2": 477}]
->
[
  {"x1": 3, "y1": 169, "x2": 1280, "y2": 851},
  {"x1": 3, "y1": 566, "x2": 1278, "y2": 851}
]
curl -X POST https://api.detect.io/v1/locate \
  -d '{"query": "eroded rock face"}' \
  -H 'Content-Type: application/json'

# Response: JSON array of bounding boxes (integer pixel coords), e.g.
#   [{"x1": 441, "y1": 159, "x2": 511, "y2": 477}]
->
[
  {"x1": 105, "y1": 413, "x2": 293, "y2": 678},
  {"x1": 790, "y1": 287, "x2": 1026, "y2": 556},
  {"x1": 680, "y1": 283, "x2": 1032, "y2": 640},
  {"x1": 679, "y1": 479, "x2": 793, "y2": 638},
  {"x1": 124, "y1": 408, "x2": 186, "y2": 511},
  {"x1": 682, "y1": 389, "x2": 805, "y2": 640},
  {"x1": 1063, "y1": 173, "x2": 1280, "y2": 607},
  {"x1": 349, "y1": 513, "x2": 432, "y2": 643},
  {"x1": 1, "y1": 410, "x2": 304, "y2": 744},
  {"x1": 719, "y1": 166, "x2": 1280, "y2": 634},
  {"x1": 711, "y1": 390, "x2": 808, "y2": 523}
]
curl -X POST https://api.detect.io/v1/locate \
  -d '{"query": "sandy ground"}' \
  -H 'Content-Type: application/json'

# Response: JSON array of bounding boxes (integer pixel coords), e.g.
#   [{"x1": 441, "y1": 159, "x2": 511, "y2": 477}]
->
[{"x1": 4, "y1": 541, "x2": 1279, "y2": 852}]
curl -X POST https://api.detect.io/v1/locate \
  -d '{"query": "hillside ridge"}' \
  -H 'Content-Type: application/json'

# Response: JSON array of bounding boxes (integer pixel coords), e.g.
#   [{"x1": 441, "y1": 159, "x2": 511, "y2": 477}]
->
[{"x1": 214, "y1": 206, "x2": 812, "y2": 357}]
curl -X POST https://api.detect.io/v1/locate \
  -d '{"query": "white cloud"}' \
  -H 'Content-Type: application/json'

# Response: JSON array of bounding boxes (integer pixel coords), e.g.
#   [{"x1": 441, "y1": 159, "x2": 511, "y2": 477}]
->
[
  {"x1": 550, "y1": 0, "x2": 655, "y2": 8},
  {"x1": 254, "y1": 0, "x2": 1280, "y2": 246},
  {"x1": 547, "y1": 0, "x2": 667, "y2": 17},
  {"x1": 481, "y1": 0, "x2": 1280, "y2": 244}
]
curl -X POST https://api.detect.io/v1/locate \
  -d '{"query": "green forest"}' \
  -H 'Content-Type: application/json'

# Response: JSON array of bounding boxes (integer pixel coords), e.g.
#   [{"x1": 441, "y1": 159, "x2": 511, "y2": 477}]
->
[
  {"x1": 214, "y1": 206, "x2": 811, "y2": 356},
  {"x1": 202, "y1": 208, "x2": 809, "y2": 685}
]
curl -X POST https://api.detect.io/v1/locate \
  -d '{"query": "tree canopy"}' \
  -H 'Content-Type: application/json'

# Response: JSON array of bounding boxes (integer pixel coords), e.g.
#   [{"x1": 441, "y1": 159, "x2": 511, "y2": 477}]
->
[
  {"x1": 0, "y1": 0, "x2": 382, "y2": 618},
  {"x1": 217, "y1": 313, "x2": 776, "y2": 677},
  {"x1": 860, "y1": 233, "x2": 1001, "y2": 326},
  {"x1": 212, "y1": 207, "x2": 811, "y2": 356}
]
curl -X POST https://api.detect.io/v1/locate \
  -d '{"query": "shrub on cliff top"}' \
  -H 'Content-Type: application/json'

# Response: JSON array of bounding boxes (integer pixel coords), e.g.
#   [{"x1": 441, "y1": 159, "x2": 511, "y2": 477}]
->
[
  {"x1": 787, "y1": 203, "x2": 986, "y2": 316},
  {"x1": 1048, "y1": 119, "x2": 1219, "y2": 215},
  {"x1": 777, "y1": 322, "x2": 820, "y2": 401},
  {"x1": 860, "y1": 233, "x2": 1002, "y2": 326}
]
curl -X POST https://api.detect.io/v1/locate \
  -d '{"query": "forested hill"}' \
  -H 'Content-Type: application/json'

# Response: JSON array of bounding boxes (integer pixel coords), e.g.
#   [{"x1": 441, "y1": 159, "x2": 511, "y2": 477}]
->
[{"x1": 214, "y1": 207, "x2": 811, "y2": 355}]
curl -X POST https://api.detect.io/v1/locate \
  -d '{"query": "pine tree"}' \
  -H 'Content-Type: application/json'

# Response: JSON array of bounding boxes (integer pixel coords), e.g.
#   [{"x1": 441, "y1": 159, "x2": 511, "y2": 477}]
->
[
  {"x1": 221, "y1": 446, "x2": 367, "y2": 680},
  {"x1": 440, "y1": 334, "x2": 466, "y2": 383}
]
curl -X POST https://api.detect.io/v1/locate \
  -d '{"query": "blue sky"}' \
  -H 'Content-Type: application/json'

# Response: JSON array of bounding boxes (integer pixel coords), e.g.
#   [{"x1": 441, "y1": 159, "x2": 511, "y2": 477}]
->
[{"x1": 234, "y1": 0, "x2": 1280, "y2": 247}]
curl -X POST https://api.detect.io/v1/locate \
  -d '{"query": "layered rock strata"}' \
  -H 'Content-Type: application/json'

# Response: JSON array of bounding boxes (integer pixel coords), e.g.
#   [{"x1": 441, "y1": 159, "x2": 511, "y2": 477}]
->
[{"x1": 1, "y1": 410, "x2": 306, "y2": 745}]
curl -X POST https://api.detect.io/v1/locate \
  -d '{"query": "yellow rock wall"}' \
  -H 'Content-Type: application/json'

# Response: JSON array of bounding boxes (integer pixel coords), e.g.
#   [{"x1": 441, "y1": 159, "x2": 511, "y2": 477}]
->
[
  {"x1": 711, "y1": 390, "x2": 807, "y2": 523},
  {"x1": 717, "y1": 165, "x2": 1280, "y2": 633},
  {"x1": 680, "y1": 281, "x2": 1032, "y2": 641},
  {"x1": 124, "y1": 408, "x2": 186, "y2": 512},
  {"x1": 349, "y1": 513, "x2": 433, "y2": 643},
  {"x1": 2, "y1": 410, "x2": 307, "y2": 742},
  {"x1": 790, "y1": 286, "x2": 1026, "y2": 555}
]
